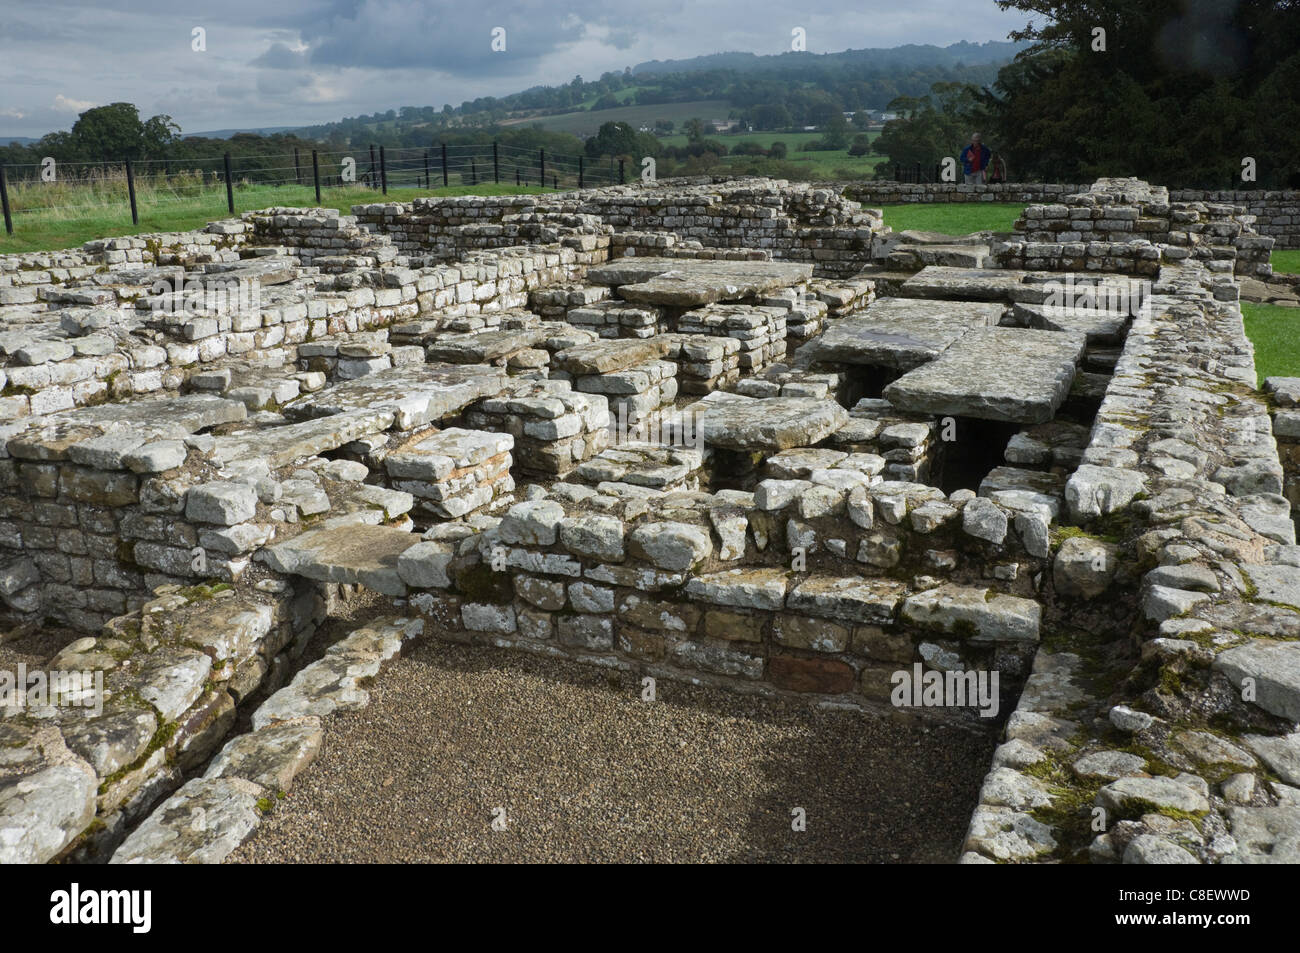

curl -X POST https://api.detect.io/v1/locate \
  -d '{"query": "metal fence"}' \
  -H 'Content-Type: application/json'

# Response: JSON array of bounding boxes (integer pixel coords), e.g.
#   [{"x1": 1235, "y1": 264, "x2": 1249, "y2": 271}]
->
[{"x1": 0, "y1": 141, "x2": 629, "y2": 236}]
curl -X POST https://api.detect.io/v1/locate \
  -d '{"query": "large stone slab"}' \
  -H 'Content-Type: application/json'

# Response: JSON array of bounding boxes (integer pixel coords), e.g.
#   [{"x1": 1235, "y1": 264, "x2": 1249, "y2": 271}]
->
[
  {"x1": 552, "y1": 337, "x2": 670, "y2": 375},
  {"x1": 209, "y1": 408, "x2": 396, "y2": 467},
  {"x1": 286, "y1": 362, "x2": 508, "y2": 430},
  {"x1": 588, "y1": 257, "x2": 812, "y2": 306},
  {"x1": 696, "y1": 394, "x2": 849, "y2": 452},
  {"x1": 110, "y1": 777, "x2": 264, "y2": 864},
  {"x1": 1213, "y1": 639, "x2": 1300, "y2": 722},
  {"x1": 0, "y1": 765, "x2": 97, "y2": 864},
  {"x1": 260, "y1": 524, "x2": 418, "y2": 596},
  {"x1": 901, "y1": 584, "x2": 1041, "y2": 642},
  {"x1": 899, "y1": 266, "x2": 1030, "y2": 302},
  {"x1": 426, "y1": 329, "x2": 546, "y2": 363},
  {"x1": 1011, "y1": 302, "x2": 1131, "y2": 344},
  {"x1": 884, "y1": 327, "x2": 1085, "y2": 424},
  {"x1": 7, "y1": 394, "x2": 247, "y2": 464},
  {"x1": 794, "y1": 297, "x2": 1003, "y2": 371}
]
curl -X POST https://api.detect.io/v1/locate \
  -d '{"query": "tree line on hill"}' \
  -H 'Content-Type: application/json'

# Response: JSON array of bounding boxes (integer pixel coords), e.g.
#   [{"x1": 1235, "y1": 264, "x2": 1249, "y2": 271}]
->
[{"x1": 5, "y1": 3, "x2": 1296, "y2": 190}]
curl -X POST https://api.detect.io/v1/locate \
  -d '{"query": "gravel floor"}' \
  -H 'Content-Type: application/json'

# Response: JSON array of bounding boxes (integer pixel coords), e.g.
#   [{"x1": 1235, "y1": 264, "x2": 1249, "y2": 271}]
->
[
  {"x1": 0, "y1": 622, "x2": 79, "y2": 672},
  {"x1": 231, "y1": 635, "x2": 996, "y2": 864}
]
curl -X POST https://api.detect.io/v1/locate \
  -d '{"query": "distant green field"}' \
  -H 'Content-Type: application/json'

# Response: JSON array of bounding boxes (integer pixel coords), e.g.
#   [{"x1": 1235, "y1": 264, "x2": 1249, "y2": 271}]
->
[
  {"x1": 578, "y1": 86, "x2": 646, "y2": 109},
  {"x1": 0, "y1": 182, "x2": 553, "y2": 255},
  {"x1": 501, "y1": 100, "x2": 731, "y2": 137},
  {"x1": 655, "y1": 129, "x2": 885, "y2": 178},
  {"x1": 657, "y1": 131, "x2": 840, "y2": 149}
]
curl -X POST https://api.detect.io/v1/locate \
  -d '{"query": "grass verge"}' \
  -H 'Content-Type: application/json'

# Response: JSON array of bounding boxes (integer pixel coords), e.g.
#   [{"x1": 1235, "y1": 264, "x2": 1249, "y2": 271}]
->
[
  {"x1": 0, "y1": 183, "x2": 553, "y2": 255},
  {"x1": 878, "y1": 203, "x2": 1027, "y2": 235},
  {"x1": 1242, "y1": 301, "x2": 1300, "y2": 382}
]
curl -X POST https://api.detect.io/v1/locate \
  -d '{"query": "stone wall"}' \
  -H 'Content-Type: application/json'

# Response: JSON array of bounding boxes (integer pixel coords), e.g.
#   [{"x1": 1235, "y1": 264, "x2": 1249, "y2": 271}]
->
[
  {"x1": 353, "y1": 178, "x2": 889, "y2": 278},
  {"x1": 402, "y1": 475, "x2": 1049, "y2": 707},
  {"x1": 993, "y1": 178, "x2": 1274, "y2": 278},
  {"x1": 961, "y1": 257, "x2": 1300, "y2": 865},
  {"x1": 845, "y1": 181, "x2": 1300, "y2": 250},
  {"x1": 1, "y1": 578, "x2": 327, "y2": 863}
]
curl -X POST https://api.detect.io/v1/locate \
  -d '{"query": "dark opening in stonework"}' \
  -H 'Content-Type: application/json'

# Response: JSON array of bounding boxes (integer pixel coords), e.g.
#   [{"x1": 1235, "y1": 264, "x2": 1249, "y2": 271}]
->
[{"x1": 935, "y1": 417, "x2": 1020, "y2": 494}]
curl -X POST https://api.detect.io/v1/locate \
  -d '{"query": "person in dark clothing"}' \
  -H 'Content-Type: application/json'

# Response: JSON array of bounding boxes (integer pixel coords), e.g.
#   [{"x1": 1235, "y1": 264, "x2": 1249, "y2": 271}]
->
[{"x1": 960, "y1": 133, "x2": 992, "y2": 185}]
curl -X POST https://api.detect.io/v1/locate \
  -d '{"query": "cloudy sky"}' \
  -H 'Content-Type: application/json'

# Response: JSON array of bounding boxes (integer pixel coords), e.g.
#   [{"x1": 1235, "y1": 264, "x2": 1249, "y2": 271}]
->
[{"x1": 0, "y1": 0, "x2": 1026, "y2": 138}]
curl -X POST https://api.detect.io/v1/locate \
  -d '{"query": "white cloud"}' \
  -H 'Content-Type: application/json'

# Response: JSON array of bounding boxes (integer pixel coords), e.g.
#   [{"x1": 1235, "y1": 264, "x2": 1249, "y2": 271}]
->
[{"x1": 53, "y1": 93, "x2": 95, "y2": 113}]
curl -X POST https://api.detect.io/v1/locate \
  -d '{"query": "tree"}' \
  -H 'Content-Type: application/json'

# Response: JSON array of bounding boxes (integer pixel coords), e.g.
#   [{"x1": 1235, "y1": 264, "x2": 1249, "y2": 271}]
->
[
  {"x1": 821, "y1": 113, "x2": 851, "y2": 150},
  {"x1": 585, "y1": 121, "x2": 658, "y2": 160},
  {"x1": 683, "y1": 118, "x2": 705, "y2": 142},
  {"x1": 871, "y1": 86, "x2": 977, "y2": 170},
  {"x1": 985, "y1": 0, "x2": 1300, "y2": 186},
  {"x1": 751, "y1": 103, "x2": 792, "y2": 130},
  {"x1": 769, "y1": 141, "x2": 788, "y2": 159},
  {"x1": 142, "y1": 115, "x2": 181, "y2": 156},
  {"x1": 70, "y1": 103, "x2": 146, "y2": 159}
]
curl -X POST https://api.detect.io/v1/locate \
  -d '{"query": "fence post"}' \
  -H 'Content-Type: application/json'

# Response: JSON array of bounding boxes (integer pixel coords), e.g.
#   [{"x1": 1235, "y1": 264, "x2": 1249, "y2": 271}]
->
[
  {"x1": 554, "y1": 175, "x2": 558, "y2": 189},
  {"x1": 619, "y1": 158, "x2": 625, "y2": 184},
  {"x1": 539, "y1": 149, "x2": 545, "y2": 188},
  {"x1": 223, "y1": 152, "x2": 234, "y2": 214},
  {"x1": 379, "y1": 146, "x2": 388, "y2": 195},
  {"x1": 424, "y1": 150, "x2": 430, "y2": 188},
  {"x1": 470, "y1": 158, "x2": 477, "y2": 186},
  {"x1": 125, "y1": 157, "x2": 139, "y2": 225},
  {"x1": 894, "y1": 163, "x2": 900, "y2": 181},
  {"x1": 493, "y1": 142, "x2": 499, "y2": 184},
  {"x1": 578, "y1": 156, "x2": 584, "y2": 190},
  {"x1": 294, "y1": 148, "x2": 301, "y2": 186},
  {"x1": 515, "y1": 169, "x2": 520, "y2": 186},
  {"x1": 0, "y1": 165, "x2": 12, "y2": 235},
  {"x1": 441, "y1": 143, "x2": 448, "y2": 186},
  {"x1": 312, "y1": 150, "x2": 321, "y2": 204}
]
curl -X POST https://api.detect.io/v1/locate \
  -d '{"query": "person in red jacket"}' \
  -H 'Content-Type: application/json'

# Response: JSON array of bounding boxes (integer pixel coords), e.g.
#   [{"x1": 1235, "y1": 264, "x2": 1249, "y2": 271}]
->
[{"x1": 960, "y1": 133, "x2": 992, "y2": 185}]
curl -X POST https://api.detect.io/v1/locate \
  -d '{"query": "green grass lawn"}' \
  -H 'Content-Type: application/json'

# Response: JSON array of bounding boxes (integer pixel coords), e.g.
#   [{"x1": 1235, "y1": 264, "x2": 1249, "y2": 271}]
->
[
  {"x1": 0, "y1": 182, "x2": 552, "y2": 255},
  {"x1": 878, "y1": 203, "x2": 1027, "y2": 235},
  {"x1": 1272, "y1": 249, "x2": 1300, "y2": 274},
  {"x1": 1242, "y1": 302, "x2": 1300, "y2": 382}
]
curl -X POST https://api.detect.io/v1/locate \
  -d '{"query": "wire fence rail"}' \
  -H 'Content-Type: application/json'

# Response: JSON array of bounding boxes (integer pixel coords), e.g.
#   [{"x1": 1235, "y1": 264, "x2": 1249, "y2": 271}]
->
[{"x1": 0, "y1": 142, "x2": 633, "y2": 237}]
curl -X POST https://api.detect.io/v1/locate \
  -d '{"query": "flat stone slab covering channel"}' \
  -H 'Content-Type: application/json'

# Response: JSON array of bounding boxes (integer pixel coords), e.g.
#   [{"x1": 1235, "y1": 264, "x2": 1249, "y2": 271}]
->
[{"x1": 229, "y1": 633, "x2": 995, "y2": 863}]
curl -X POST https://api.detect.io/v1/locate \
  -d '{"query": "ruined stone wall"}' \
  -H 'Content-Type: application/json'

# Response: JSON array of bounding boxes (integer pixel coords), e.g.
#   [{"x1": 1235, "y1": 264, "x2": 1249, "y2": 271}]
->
[
  {"x1": 3, "y1": 578, "x2": 327, "y2": 863},
  {"x1": 846, "y1": 182, "x2": 1300, "y2": 250},
  {"x1": 404, "y1": 476, "x2": 1049, "y2": 707},
  {"x1": 993, "y1": 178, "x2": 1274, "y2": 278},
  {"x1": 353, "y1": 179, "x2": 889, "y2": 278},
  {"x1": 847, "y1": 182, "x2": 1090, "y2": 207},
  {"x1": 961, "y1": 258, "x2": 1300, "y2": 864},
  {"x1": 0, "y1": 214, "x2": 596, "y2": 424}
]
